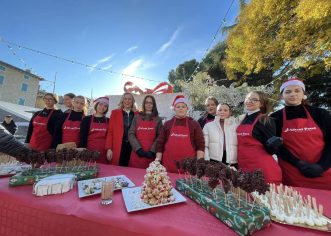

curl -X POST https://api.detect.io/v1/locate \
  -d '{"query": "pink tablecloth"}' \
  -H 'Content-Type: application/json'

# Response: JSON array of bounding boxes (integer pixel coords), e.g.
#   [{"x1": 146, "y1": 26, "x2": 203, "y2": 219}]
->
[{"x1": 0, "y1": 164, "x2": 330, "y2": 236}]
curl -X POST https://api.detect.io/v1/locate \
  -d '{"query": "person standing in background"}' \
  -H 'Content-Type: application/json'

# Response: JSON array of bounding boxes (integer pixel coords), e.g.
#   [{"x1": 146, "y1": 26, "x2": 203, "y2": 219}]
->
[
  {"x1": 198, "y1": 96, "x2": 219, "y2": 129},
  {"x1": 1, "y1": 115, "x2": 17, "y2": 135}
]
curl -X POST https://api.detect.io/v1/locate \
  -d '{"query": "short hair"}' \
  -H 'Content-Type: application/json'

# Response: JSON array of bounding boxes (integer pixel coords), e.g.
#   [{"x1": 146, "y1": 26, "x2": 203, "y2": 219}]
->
[{"x1": 204, "y1": 96, "x2": 219, "y2": 107}]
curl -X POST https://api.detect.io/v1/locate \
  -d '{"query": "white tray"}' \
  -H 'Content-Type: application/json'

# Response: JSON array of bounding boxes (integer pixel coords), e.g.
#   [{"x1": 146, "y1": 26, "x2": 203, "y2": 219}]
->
[
  {"x1": 0, "y1": 163, "x2": 31, "y2": 177},
  {"x1": 122, "y1": 186, "x2": 186, "y2": 212},
  {"x1": 77, "y1": 175, "x2": 135, "y2": 198}
]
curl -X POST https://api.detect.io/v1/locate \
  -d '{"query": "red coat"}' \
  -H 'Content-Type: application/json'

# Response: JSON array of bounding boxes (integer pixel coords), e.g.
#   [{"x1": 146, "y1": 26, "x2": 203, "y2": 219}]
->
[{"x1": 105, "y1": 109, "x2": 137, "y2": 165}]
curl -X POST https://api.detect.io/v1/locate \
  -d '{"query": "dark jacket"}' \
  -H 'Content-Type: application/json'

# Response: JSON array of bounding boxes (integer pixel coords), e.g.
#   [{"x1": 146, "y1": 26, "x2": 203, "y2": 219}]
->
[
  {"x1": 271, "y1": 105, "x2": 331, "y2": 171},
  {"x1": 79, "y1": 115, "x2": 109, "y2": 148},
  {"x1": 198, "y1": 114, "x2": 216, "y2": 129},
  {"x1": 25, "y1": 108, "x2": 63, "y2": 143},
  {"x1": 1, "y1": 120, "x2": 17, "y2": 135},
  {"x1": 0, "y1": 124, "x2": 30, "y2": 157}
]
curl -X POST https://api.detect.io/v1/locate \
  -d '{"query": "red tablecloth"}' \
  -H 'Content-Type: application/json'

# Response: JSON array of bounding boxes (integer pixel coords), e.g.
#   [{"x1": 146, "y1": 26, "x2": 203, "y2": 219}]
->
[{"x1": 0, "y1": 165, "x2": 330, "y2": 236}]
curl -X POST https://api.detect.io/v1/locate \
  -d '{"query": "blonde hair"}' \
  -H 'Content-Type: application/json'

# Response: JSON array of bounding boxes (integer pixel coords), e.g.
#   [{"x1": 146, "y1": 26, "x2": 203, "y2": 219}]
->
[
  {"x1": 73, "y1": 95, "x2": 87, "y2": 115},
  {"x1": 118, "y1": 92, "x2": 137, "y2": 111}
]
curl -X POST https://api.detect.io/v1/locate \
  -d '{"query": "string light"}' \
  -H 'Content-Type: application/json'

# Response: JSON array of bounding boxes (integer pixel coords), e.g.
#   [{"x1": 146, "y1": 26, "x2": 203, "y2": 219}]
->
[
  {"x1": 188, "y1": 0, "x2": 235, "y2": 81},
  {"x1": 0, "y1": 37, "x2": 163, "y2": 83}
]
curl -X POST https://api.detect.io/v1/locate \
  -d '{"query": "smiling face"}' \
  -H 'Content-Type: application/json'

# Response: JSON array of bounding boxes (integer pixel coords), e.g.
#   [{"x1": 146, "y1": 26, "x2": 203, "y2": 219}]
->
[
  {"x1": 96, "y1": 102, "x2": 108, "y2": 115},
  {"x1": 174, "y1": 103, "x2": 188, "y2": 118},
  {"x1": 244, "y1": 92, "x2": 262, "y2": 111},
  {"x1": 43, "y1": 95, "x2": 56, "y2": 108},
  {"x1": 216, "y1": 104, "x2": 231, "y2": 120},
  {"x1": 206, "y1": 99, "x2": 217, "y2": 115},
  {"x1": 282, "y1": 85, "x2": 305, "y2": 106},
  {"x1": 123, "y1": 94, "x2": 134, "y2": 110}
]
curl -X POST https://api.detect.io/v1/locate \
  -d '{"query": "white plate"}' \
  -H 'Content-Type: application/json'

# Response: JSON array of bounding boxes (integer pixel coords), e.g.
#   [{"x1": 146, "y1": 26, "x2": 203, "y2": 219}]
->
[
  {"x1": 122, "y1": 186, "x2": 186, "y2": 212},
  {"x1": 0, "y1": 163, "x2": 31, "y2": 177},
  {"x1": 77, "y1": 175, "x2": 135, "y2": 198}
]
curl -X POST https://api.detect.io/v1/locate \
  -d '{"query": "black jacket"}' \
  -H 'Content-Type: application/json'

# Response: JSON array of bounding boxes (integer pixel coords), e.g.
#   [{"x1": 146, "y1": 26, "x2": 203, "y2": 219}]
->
[
  {"x1": 1, "y1": 120, "x2": 17, "y2": 135},
  {"x1": 0, "y1": 124, "x2": 30, "y2": 157},
  {"x1": 271, "y1": 105, "x2": 331, "y2": 171},
  {"x1": 79, "y1": 115, "x2": 109, "y2": 148},
  {"x1": 25, "y1": 108, "x2": 63, "y2": 143},
  {"x1": 198, "y1": 114, "x2": 216, "y2": 129}
]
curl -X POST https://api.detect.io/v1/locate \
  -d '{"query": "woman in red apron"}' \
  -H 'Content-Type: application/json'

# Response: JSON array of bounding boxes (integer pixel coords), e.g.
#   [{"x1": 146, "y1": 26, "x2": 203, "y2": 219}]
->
[
  {"x1": 26, "y1": 93, "x2": 62, "y2": 151},
  {"x1": 80, "y1": 97, "x2": 109, "y2": 164},
  {"x1": 271, "y1": 78, "x2": 331, "y2": 190},
  {"x1": 52, "y1": 95, "x2": 86, "y2": 148},
  {"x1": 237, "y1": 91, "x2": 282, "y2": 184},
  {"x1": 156, "y1": 95, "x2": 205, "y2": 173},
  {"x1": 128, "y1": 95, "x2": 163, "y2": 168}
]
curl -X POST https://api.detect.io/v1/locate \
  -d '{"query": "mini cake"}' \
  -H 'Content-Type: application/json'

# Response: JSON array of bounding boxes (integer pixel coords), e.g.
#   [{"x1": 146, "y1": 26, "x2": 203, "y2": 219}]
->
[
  {"x1": 33, "y1": 174, "x2": 75, "y2": 196},
  {"x1": 141, "y1": 161, "x2": 175, "y2": 206}
]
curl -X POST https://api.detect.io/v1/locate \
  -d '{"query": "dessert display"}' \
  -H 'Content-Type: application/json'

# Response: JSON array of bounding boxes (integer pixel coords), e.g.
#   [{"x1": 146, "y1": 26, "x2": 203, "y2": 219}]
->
[
  {"x1": 9, "y1": 148, "x2": 99, "y2": 186},
  {"x1": 32, "y1": 174, "x2": 75, "y2": 196},
  {"x1": 253, "y1": 183, "x2": 331, "y2": 232},
  {"x1": 0, "y1": 153, "x2": 31, "y2": 177},
  {"x1": 141, "y1": 161, "x2": 175, "y2": 206},
  {"x1": 77, "y1": 175, "x2": 135, "y2": 198},
  {"x1": 122, "y1": 161, "x2": 186, "y2": 212},
  {"x1": 176, "y1": 158, "x2": 271, "y2": 236}
]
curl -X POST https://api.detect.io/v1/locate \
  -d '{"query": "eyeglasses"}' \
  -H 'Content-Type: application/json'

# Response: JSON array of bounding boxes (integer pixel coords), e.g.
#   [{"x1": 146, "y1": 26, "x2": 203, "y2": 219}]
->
[{"x1": 245, "y1": 98, "x2": 260, "y2": 103}]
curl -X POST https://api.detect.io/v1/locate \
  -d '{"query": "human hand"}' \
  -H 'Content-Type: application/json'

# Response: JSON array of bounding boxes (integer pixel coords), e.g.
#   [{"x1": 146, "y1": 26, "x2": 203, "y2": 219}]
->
[{"x1": 106, "y1": 149, "x2": 113, "y2": 161}]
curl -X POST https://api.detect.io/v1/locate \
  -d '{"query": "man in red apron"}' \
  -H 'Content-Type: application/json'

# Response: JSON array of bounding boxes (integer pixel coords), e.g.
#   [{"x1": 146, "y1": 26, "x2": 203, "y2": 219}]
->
[{"x1": 156, "y1": 95, "x2": 205, "y2": 173}]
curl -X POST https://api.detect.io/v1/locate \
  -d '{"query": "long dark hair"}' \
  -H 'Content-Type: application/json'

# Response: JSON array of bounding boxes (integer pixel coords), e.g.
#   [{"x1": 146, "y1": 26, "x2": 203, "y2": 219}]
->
[{"x1": 141, "y1": 95, "x2": 159, "y2": 120}]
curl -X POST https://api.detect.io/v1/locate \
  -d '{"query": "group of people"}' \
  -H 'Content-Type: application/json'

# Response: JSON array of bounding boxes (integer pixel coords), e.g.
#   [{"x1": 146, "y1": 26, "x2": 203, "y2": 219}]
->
[{"x1": 2, "y1": 77, "x2": 330, "y2": 191}]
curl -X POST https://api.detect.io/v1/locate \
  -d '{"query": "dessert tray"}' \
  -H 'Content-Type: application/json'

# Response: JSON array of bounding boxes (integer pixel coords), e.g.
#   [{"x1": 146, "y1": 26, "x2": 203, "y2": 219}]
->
[
  {"x1": 77, "y1": 175, "x2": 135, "y2": 198},
  {"x1": 0, "y1": 163, "x2": 31, "y2": 177},
  {"x1": 122, "y1": 186, "x2": 186, "y2": 212}
]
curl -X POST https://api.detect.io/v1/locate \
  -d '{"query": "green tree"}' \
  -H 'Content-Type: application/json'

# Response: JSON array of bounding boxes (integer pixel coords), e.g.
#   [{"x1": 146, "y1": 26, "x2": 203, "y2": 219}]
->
[
  {"x1": 224, "y1": 0, "x2": 331, "y2": 80},
  {"x1": 168, "y1": 59, "x2": 199, "y2": 92}
]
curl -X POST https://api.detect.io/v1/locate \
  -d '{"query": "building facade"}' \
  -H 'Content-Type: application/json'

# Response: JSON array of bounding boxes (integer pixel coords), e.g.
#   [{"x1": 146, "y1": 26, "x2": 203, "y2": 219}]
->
[{"x1": 0, "y1": 60, "x2": 43, "y2": 107}]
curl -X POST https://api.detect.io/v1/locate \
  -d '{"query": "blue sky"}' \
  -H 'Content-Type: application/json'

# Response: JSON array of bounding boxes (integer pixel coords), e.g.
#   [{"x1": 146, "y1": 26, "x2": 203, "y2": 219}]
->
[{"x1": 0, "y1": 0, "x2": 239, "y2": 97}]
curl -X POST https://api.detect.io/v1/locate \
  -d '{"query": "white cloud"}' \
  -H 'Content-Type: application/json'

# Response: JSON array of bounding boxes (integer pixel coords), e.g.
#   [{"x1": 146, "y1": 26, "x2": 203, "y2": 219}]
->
[
  {"x1": 89, "y1": 54, "x2": 114, "y2": 72},
  {"x1": 125, "y1": 46, "x2": 138, "y2": 53},
  {"x1": 102, "y1": 64, "x2": 113, "y2": 70},
  {"x1": 122, "y1": 58, "x2": 144, "y2": 75},
  {"x1": 156, "y1": 28, "x2": 181, "y2": 54}
]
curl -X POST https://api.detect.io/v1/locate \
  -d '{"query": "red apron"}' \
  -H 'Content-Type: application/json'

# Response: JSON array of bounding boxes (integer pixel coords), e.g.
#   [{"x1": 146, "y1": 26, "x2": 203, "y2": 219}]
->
[
  {"x1": 62, "y1": 112, "x2": 83, "y2": 146},
  {"x1": 129, "y1": 118, "x2": 157, "y2": 169},
  {"x1": 30, "y1": 109, "x2": 54, "y2": 151},
  {"x1": 87, "y1": 115, "x2": 108, "y2": 164},
  {"x1": 279, "y1": 107, "x2": 331, "y2": 190},
  {"x1": 237, "y1": 115, "x2": 282, "y2": 184},
  {"x1": 162, "y1": 117, "x2": 196, "y2": 173}
]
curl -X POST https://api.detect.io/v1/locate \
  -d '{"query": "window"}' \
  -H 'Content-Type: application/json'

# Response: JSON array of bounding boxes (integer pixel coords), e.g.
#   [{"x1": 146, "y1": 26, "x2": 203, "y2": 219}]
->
[
  {"x1": 21, "y1": 83, "x2": 28, "y2": 92},
  {"x1": 18, "y1": 98, "x2": 25, "y2": 105},
  {"x1": 0, "y1": 65, "x2": 5, "y2": 71},
  {"x1": 24, "y1": 75, "x2": 30, "y2": 80},
  {"x1": 0, "y1": 75, "x2": 4, "y2": 85}
]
